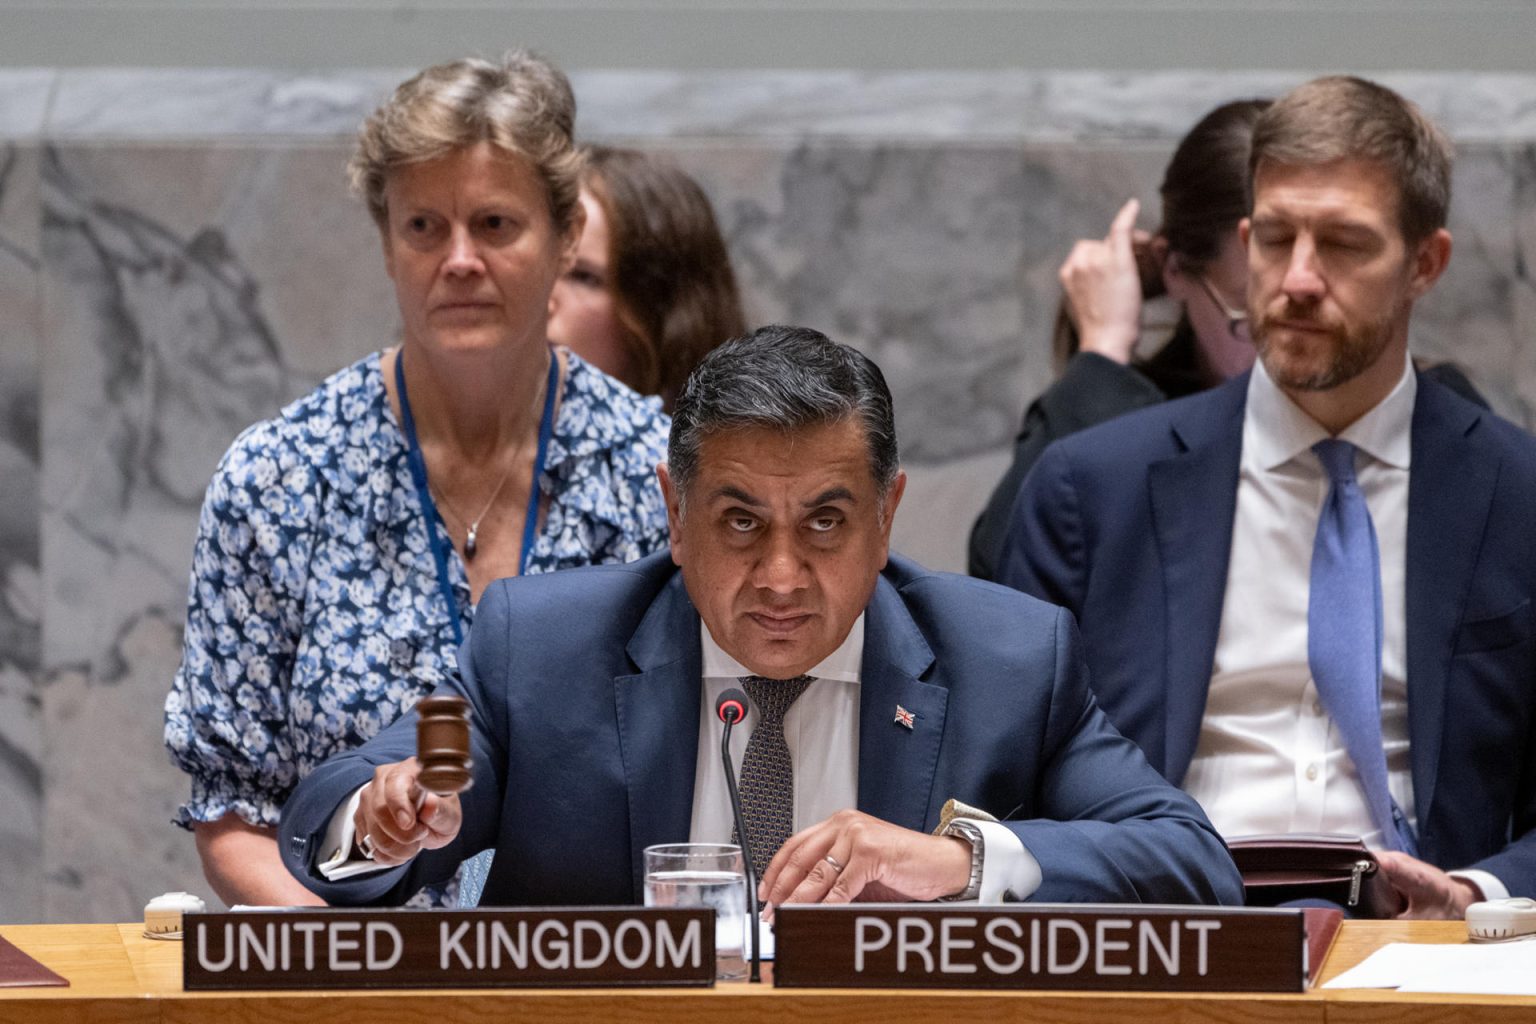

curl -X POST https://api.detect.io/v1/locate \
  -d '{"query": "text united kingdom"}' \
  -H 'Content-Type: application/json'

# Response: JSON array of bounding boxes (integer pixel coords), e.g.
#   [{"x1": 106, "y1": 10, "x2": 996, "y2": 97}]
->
[{"x1": 182, "y1": 908, "x2": 715, "y2": 989}]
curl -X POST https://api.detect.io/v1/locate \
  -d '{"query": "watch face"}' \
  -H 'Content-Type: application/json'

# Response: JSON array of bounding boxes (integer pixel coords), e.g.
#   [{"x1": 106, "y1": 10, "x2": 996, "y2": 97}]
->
[
  {"x1": 947, "y1": 819, "x2": 982, "y2": 842},
  {"x1": 941, "y1": 820, "x2": 985, "y2": 901}
]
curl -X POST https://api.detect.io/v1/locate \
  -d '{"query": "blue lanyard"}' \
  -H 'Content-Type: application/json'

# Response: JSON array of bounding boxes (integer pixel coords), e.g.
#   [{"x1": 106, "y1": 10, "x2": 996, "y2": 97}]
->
[{"x1": 394, "y1": 349, "x2": 560, "y2": 645}]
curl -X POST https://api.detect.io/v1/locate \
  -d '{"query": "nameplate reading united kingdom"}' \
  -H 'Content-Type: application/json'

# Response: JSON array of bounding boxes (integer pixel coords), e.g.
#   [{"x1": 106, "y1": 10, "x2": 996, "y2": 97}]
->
[
  {"x1": 772, "y1": 904, "x2": 1311, "y2": 992},
  {"x1": 183, "y1": 908, "x2": 714, "y2": 990}
]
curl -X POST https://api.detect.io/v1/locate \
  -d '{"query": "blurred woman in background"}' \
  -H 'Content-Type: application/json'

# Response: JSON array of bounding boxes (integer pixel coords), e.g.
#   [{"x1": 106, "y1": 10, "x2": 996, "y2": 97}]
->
[
  {"x1": 548, "y1": 145, "x2": 746, "y2": 411},
  {"x1": 969, "y1": 99, "x2": 1272, "y2": 581}
]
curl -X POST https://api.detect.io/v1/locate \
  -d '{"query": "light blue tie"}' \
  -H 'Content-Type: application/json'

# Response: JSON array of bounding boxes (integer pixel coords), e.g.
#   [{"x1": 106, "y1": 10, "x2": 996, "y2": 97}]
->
[{"x1": 1308, "y1": 439, "x2": 1415, "y2": 854}]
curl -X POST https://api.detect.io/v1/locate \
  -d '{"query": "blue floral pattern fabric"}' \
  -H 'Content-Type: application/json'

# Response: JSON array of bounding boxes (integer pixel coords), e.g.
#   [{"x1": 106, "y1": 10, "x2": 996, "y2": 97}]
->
[{"x1": 165, "y1": 349, "x2": 669, "y2": 905}]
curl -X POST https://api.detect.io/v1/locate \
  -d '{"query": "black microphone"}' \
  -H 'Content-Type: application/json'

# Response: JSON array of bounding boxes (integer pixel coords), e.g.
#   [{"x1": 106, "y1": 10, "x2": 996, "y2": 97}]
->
[{"x1": 714, "y1": 687, "x2": 762, "y2": 983}]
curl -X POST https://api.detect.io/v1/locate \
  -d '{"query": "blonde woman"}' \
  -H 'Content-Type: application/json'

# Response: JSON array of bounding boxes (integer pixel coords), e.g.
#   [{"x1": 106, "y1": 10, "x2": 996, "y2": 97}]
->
[{"x1": 166, "y1": 53, "x2": 670, "y2": 907}]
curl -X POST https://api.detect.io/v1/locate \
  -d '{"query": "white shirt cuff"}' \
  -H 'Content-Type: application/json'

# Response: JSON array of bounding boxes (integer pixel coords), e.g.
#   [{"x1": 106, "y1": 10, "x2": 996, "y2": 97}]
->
[
  {"x1": 972, "y1": 819, "x2": 1042, "y2": 903},
  {"x1": 317, "y1": 785, "x2": 391, "y2": 881},
  {"x1": 1450, "y1": 868, "x2": 1508, "y2": 902}
]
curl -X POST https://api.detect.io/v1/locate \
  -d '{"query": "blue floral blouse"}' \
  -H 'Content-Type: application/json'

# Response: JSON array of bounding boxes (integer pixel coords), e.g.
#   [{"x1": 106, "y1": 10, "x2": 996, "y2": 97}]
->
[{"x1": 164, "y1": 349, "x2": 669, "y2": 904}]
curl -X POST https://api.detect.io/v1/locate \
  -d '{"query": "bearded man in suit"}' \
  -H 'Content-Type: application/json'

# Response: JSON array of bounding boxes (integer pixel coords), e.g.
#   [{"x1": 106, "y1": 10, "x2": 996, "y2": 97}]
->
[{"x1": 1003, "y1": 76, "x2": 1535, "y2": 918}]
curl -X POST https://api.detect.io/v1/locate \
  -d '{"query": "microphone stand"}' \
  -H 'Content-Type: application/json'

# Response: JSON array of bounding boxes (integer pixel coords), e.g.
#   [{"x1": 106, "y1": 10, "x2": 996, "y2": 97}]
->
[{"x1": 720, "y1": 711, "x2": 762, "y2": 983}]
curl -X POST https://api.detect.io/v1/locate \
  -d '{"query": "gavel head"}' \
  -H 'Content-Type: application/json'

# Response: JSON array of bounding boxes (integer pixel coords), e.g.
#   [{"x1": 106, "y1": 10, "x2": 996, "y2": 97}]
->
[{"x1": 416, "y1": 694, "x2": 474, "y2": 796}]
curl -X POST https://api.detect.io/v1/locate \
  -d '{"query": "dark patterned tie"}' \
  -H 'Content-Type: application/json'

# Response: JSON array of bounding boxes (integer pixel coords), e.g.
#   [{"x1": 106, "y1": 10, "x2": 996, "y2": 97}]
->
[{"x1": 734, "y1": 674, "x2": 814, "y2": 877}]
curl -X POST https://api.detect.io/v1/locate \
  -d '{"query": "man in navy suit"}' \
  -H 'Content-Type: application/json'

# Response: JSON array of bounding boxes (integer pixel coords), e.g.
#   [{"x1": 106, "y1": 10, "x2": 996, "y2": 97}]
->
[
  {"x1": 1002, "y1": 76, "x2": 1536, "y2": 918},
  {"x1": 280, "y1": 326, "x2": 1240, "y2": 908}
]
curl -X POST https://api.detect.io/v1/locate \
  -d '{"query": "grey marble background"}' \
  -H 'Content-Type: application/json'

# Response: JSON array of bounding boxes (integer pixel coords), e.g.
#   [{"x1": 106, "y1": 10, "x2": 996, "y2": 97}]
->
[{"x1": 3, "y1": 69, "x2": 1535, "y2": 923}]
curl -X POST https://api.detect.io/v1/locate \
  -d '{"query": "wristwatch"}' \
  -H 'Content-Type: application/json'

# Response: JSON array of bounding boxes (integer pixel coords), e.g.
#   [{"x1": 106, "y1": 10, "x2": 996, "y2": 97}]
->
[{"x1": 938, "y1": 817, "x2": 985, "y2": 901}]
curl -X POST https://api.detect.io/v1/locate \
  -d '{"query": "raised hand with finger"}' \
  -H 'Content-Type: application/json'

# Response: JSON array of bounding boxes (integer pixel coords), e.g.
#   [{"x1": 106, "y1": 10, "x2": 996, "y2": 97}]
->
[{"x1": 1058, "y1": 197, "x2": 1148, "y2": 364}]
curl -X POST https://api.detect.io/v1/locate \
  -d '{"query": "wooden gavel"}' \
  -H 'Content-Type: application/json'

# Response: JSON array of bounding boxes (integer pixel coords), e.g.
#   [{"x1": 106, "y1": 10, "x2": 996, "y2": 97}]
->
[{"x1": 415, "y1": 694, "x2": 474, "y2": 796}]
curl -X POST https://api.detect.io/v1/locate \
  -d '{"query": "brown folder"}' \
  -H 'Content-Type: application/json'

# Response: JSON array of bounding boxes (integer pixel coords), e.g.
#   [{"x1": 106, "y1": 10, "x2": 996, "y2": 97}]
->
[
  {"x1": 1228, "y1": 833, "x2": 1404, "y2": 919},
  {"x1": 0, "y1": 935, "x2": 69, "y2": 988}
]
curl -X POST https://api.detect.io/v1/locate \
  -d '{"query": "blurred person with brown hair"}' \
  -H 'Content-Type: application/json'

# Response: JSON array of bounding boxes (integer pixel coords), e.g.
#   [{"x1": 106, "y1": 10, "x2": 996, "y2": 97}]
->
[
  {"x1": 548, "y1": 145, "x2": 746, "y2": 411},
  {"x1": 969, "y1": 99, "x2": 1269, "y2": 581}
]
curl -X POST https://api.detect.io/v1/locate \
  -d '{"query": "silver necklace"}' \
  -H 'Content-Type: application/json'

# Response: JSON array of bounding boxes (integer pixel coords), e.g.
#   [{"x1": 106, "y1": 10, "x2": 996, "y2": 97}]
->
[
  {"x1": 431, "y1": 467, "x2": 516, "y2": 561},
  {"x1": 428, "y1": 369, "x2": 549, "y2": 562}
]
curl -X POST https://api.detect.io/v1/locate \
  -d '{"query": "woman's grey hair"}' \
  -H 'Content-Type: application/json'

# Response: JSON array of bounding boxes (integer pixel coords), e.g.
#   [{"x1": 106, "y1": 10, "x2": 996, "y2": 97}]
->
[
  {"x1": 349, "y1": 51, "x2": 584, "y2": 234},
  {"x1": 668, "y1": 325, "x2": 899, "y2": 514}
]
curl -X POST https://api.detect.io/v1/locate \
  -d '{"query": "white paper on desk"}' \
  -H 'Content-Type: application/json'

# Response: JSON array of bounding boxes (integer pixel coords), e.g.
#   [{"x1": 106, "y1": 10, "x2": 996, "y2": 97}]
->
[
  {"x1": 1322, "y1": 943, "x2": 1428, "y2": 988},
  {"x1": 748, "y1": 918, "x2": 776, "y2": 960},
  {"x1": 1324, "y1": 940, "x2": 1536, "y2": 995}
]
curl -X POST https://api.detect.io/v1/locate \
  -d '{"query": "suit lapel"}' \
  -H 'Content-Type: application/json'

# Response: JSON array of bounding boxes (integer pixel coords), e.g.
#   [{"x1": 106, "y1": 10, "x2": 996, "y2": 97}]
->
[
  {"x1": 1146, "y1": 378, "x2": 1247, "y2": 782},
  {"x1": 614, "y1": 572, "x2": 702, "y2": 900},
  {"x1": 1405, "y1": 380, "x2": 1498, "y2": 826},
  {"x1": 857, "y1": 574, "x2": 947, "y2": 832}
]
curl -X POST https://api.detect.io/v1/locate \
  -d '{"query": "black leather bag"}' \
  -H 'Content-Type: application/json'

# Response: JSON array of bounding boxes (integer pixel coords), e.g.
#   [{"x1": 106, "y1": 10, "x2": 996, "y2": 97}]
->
[{"x1": 1226, "y1": 833, "x2": 1403, "y2": 919}]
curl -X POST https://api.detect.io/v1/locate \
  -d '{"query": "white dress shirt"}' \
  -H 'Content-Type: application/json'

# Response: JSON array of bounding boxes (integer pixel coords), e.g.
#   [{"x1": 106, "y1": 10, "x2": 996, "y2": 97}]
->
[
  {"x1": 1183, "y1": 354, "x2": 1503, "y2": 899},
  {"x1": 321, "y1": 614, "x2": 1041, "y2": 902},
  {"x1": 689, "y1": 615, "x2": 1040, "y2": 904},
  {"x1": 688, "y1": 616, "x2": 865, "y2": 842}
]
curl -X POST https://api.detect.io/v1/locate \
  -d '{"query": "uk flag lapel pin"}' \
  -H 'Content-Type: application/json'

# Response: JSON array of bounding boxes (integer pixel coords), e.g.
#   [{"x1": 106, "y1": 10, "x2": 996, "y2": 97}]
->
[{"x1": 894, "y1": 705, "x2": 916, "y2": 730}]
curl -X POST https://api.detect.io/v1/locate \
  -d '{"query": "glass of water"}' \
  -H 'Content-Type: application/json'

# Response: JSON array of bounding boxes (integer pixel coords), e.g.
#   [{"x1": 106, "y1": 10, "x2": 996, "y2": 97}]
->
[{"x1": 643, "y1": 842, "x2": 748, "y2": 981}]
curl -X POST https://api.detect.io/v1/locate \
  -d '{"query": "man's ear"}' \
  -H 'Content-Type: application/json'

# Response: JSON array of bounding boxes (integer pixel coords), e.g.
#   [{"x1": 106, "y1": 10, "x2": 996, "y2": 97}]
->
[
  {"x1": 656, "y1": 462, "x2": 684, "y2": 565},
  {"x1": 877, "y1": 470, "x2": 907, "y2": 562},
  {"x1": 1408, "y1": 227, "x2": 1452, "y2": 301}
]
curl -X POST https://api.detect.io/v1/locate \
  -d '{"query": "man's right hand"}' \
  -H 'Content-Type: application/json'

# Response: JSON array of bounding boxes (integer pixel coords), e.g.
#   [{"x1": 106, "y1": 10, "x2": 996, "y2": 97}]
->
[{"x1": 352, "y1": 757, "x2": 462, "y2": 867}]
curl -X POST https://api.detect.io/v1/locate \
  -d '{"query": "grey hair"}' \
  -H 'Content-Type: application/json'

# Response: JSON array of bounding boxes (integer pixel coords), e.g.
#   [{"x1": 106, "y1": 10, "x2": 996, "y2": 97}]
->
[
  {"x1": 668, "y1": 325, "x2": 899, "y2": 515},
  {"x1": 349, "y1": 50, "x2": 584, "y2": 235}
]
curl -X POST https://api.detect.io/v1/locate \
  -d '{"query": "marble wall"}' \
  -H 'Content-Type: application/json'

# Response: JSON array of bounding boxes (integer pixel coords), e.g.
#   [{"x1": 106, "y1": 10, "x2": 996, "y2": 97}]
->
[
  {"x1": 0, "y1": 73, "x2": 47, "y2": 924},
  {"x1": 3, "y1": 68, "x2": 1536, "y2": 923}
]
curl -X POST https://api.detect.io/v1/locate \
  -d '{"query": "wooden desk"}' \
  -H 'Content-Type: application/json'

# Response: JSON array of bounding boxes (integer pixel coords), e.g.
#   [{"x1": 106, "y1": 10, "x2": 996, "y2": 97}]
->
[
  {"x1": 1313, "y1": 921, "x2": 1536, "y2": 1023},
  {"x1": 0, "y1": 920, "x2": 1530, "y2": 1024}
]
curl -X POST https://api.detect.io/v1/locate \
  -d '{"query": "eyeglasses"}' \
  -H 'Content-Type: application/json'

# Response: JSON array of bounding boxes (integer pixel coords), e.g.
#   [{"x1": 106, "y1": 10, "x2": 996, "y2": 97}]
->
[{"x1": 1196, "y1": 274, "x2": 1248, "y2": 337}]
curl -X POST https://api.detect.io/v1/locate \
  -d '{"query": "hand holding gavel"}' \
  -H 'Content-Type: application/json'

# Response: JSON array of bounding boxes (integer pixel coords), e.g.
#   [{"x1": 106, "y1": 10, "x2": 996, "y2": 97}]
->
[
  {"x1": 351, "y1": 694, "x2": 473, "y2": 867},
  {"x1": 416, "y1": 694, "x2": 474, "y2": 796}
]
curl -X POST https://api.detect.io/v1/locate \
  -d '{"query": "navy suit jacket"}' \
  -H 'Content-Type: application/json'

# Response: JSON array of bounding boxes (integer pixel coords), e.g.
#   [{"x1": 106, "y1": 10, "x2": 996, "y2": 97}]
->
[
  {"x1": 280, "y1": 552, "x2": 1242, "y2": 906},
  {"x1": 1001, "y1": 371, "x2": 1536, "y2": 895}
]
